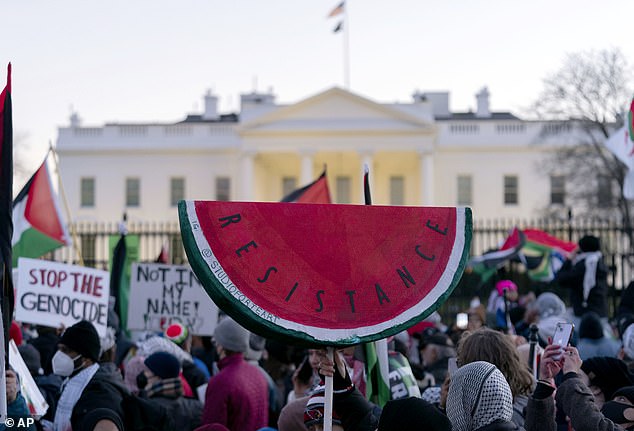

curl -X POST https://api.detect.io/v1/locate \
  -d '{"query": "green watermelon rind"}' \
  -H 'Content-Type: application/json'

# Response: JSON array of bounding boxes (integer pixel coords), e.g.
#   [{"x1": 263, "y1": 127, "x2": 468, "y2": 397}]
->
[{"x1": 179, "y1": 200, "x2": 472, "y2": 347}]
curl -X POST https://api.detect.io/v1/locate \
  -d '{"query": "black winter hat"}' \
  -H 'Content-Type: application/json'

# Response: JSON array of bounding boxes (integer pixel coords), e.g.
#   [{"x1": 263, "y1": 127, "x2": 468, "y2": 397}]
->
[
  {"x1": 613, "y1": 386, "x2": 634, "y2": 403},
  {"x1": 581, "y1": 357, "x2": 634, "y2": 400},
  {"x1": 60, "y1": 320, "x2": 101, "y2": 362},
  {"x1": 145, "y1": 351, "x2": 180, "y2": 379},
  {"x1": 579, "y1": 235, "x2": 600, "y2": 252},
  {"x1": 579, "y1": 311, "x2": 604, "y2": 340},
  {"x1": 378, "y1": 397, "x2": 451, "y2": 431}
]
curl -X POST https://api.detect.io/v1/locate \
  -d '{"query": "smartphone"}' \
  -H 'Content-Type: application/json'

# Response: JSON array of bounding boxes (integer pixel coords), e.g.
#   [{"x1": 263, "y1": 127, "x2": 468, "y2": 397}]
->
[
  {"x1": 456, "y1": 313, "x2": 468, "y2": 330},
  {"x1": 552, "y1": 322, "x2": 574, "y2": 360},
  {"x1": 552, "y1": 322, "x2": 574, "y2": 347},
  {"x1": 448, "y1": 357, "x2": 458, "y2": 377}
]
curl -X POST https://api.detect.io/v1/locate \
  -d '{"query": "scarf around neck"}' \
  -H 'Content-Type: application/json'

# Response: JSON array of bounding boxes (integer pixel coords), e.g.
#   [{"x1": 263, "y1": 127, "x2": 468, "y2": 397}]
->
[
  {"x1": 574, "y1": 251, "x2": 602, "y2": 307},
  {"x1": 54, "y1": 363, "x2": 99, "y2": 431},
  {"x1": 146, "y1": 377, "x2": 183, "y2": 399}
]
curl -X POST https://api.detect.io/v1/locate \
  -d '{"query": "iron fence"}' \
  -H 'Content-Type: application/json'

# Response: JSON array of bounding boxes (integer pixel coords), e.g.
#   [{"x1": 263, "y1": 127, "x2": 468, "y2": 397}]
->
[{"x1": 48, "y1": 217, "x2": 634, "y2": 321}]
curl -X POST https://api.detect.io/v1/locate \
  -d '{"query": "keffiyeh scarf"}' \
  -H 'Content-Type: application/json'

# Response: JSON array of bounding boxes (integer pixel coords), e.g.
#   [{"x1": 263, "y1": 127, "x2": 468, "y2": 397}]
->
[
  {"x1": 446, "y1": 361, "x2": 513, "y2": 431},
  {"x1": 574, "y1": 251, "x2": 602, "y2": 307},
  {"x1": 54, "y1": 363, "x2": 99, "y2": 431}
]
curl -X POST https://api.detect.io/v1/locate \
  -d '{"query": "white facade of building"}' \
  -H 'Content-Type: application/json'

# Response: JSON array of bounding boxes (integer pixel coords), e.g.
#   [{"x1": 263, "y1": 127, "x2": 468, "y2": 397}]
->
[{"x1": 56, "y1": 86, "x2": 572, "y2": 223}]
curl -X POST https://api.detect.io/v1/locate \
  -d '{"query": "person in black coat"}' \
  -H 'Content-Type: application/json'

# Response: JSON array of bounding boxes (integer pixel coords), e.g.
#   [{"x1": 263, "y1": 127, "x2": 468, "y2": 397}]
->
[
  {"x1": 46, "y1": 321, "x2": 126, "y2": 431},
  {"x1": 555, "y1": 235, "x2": 609, "y2": 319},
  {"x1": 138, "y1": 351, "x2": 202, "y2": 431}
]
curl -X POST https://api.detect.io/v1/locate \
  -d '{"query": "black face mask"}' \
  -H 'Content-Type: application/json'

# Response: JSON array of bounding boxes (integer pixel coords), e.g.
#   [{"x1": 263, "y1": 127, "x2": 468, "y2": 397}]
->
[
  {"x1": 601, "y1": 401, "x2": 631, "y2": 424},
  {"x1": 136, "y1": 372, "x2": 148, "y2": 390}
]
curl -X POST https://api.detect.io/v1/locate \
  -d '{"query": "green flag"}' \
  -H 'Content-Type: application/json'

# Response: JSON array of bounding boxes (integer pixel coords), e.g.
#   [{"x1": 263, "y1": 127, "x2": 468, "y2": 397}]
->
[
  {"x1": 364, "y1": 338, "x2": 390, "y2": 407},
  {"x1": 109, "y1": 234, "x2": 138, "y2": 333}
]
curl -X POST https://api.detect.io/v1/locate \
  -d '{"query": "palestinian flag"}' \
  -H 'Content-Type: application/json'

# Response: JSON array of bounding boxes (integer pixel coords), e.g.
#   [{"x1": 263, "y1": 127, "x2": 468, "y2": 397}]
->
[
  {"x1": 280, "y1": 169, "x2": 331, "y2": 203},
  {"x1": 519, "y1": 229, "x2": 576, "y2": 281},
  {"x1": 12, "y1": 157, "x2": 70, "y2": 266},
  {"x1": 467, "y1": 227, "x2": 526, "y2": 283}
]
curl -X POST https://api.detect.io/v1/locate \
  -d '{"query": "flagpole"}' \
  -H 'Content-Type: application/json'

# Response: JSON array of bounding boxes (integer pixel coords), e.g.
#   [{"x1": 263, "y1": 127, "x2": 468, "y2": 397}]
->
[
  {"x1": 323, "y1": 346, "x2": 335, "y2": 431},
  {"x1": 343, "y1": 1, "x2": 350, "y2": 89},
  {"x1": 363, "y1": 166, "x2": 390, "y2": 406},
  {"x1": 49, "y1": 142, "x2": 84, "y2": 266}
]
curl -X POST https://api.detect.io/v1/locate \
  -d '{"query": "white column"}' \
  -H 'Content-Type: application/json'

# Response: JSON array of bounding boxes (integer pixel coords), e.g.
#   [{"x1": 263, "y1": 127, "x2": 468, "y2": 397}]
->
[
  {"x1": 240, "y1": 151, "x2": 255, "y2": 200},
  {"x1": 360, "y1": 151, "x2": 374, "y2": 201},
  {"x1": 420, "y1": 151, "x2": 434, "y2": 205},
  {"x1": 300, "y1": 151, "x2": 314, "y2": 185}
]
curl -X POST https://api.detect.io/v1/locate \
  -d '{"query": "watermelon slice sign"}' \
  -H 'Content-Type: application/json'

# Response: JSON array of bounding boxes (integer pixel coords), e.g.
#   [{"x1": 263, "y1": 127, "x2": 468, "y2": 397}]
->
[{"x1": 179, "y1": 201, "x2": 472, "y2": 346}]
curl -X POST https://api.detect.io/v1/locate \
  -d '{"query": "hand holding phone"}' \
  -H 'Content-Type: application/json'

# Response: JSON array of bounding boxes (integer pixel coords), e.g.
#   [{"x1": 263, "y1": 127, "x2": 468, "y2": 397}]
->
[{"x1": 551, "y1": 322, "x2": 574, "y2": 360}]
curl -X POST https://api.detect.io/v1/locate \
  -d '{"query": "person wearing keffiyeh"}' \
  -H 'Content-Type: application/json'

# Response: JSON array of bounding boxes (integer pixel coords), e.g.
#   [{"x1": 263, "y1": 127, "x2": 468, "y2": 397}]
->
[
  {"x1": 138, "y1": 351, "x2": 203, "y2": 431},
  {"x1": 47, "y1": 320, "x2": 126, "y2": 431},
  {"x1": 446, "y1": 361, "x2": 523, "y2": 431},
  {"x1": 555, "y1": 234, "x2": 609, "y2": 320}
]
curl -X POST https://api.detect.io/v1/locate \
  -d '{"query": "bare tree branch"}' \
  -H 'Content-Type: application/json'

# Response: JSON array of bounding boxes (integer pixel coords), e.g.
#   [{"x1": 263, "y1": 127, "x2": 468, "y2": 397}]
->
[{"x1": 532, "y1": 47, "x2": 634, "y2": 252}]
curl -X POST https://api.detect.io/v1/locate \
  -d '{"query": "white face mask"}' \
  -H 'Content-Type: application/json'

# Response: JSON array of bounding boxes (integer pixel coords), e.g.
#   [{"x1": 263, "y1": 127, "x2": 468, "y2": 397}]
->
[{"x1": 52, "y1": 351, "x2": 81, "y2": 377}]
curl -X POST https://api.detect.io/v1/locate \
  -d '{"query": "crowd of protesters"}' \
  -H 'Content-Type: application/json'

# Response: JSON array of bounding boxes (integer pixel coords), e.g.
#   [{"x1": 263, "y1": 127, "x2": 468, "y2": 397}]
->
[{"x1": 6, "y1": 233, "x2": 634, "y2": 430}]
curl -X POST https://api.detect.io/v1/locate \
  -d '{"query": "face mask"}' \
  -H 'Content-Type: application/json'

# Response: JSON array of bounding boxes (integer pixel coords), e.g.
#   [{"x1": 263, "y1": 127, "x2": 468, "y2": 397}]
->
[
  {"x1": 52, "y1": 351, "x2": 81, "y2": 377},
  {"x1": 136, "y1": 372, "x2": 148, "y2": 390},
  {"x1": 601, "y1": 401, "x2": 630, "y2": 424}
]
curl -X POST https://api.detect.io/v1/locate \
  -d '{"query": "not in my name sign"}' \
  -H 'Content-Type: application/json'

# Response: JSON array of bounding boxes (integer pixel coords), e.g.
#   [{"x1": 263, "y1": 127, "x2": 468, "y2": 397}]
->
[
  {"x1": 127, "y1": 263, "x2": 218, "y2": 335},
  {"x1": 16, "y1": 258, "x2": 110, "y2": 336}
]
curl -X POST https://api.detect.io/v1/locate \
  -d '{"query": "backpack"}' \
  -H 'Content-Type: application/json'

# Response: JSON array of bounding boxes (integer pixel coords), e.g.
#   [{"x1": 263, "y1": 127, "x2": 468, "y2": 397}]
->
[{"x1": 121, "y1": 392, "x2": 174, "y2": 431}]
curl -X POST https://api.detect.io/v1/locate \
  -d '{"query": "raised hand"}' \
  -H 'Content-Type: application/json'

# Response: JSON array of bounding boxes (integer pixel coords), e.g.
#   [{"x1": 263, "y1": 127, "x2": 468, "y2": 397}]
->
[{"x1": 561, "y1": 346, "x2": 583, "y2": 375}]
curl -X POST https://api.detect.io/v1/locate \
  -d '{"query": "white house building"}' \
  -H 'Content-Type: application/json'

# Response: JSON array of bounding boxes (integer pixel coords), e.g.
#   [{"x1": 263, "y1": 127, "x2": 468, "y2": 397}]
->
[{"x1": 55, "y1": 86, "x2": 571, "y2": 225}]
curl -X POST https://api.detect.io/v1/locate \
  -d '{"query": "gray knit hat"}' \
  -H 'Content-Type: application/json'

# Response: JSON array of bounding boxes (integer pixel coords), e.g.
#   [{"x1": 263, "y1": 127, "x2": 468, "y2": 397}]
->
[
  {"x1": 213, "y1": 317, "x2": 249, "y2": 353},
  {"x1": 245, "y1": 333, "x2": 266, "y2": 361}
]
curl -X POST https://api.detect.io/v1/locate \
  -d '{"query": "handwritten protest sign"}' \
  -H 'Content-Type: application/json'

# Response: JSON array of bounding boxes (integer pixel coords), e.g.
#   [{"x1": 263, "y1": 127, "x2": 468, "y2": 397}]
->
[
  {"x1": 9, "y1": 340, "x2": 48, "y2": 417},
  {"x1": 15, "y1": 258, "x2": 110, "y2": 336},
  {"x1": 127, "y1": 263, "x2": 218, "y2": 335}
]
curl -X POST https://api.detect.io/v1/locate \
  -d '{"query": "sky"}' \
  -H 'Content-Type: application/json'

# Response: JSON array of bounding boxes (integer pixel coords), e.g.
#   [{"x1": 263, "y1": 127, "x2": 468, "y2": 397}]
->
[{"x1": 2, "y1": 0, "x2": 634, "y2": 187}]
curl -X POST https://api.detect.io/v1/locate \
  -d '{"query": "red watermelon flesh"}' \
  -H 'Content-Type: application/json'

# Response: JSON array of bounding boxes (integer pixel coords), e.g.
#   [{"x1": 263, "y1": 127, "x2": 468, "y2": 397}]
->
[{"x1": 180, "y1": 201, "x2": 472, "y2": 346}]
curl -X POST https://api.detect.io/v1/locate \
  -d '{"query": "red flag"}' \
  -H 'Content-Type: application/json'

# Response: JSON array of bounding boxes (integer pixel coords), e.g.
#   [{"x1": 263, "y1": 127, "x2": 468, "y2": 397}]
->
[
  {"x1": 155, "y1": 244, "x2": 170, "y2": 264},
  {"x1": 522, "y1": 229, "x2": 577, "y2": 253},
  {"x1": 468, "y1": 227, "x2": 526, "y2": 270},
  {"x1": 280, "y1": 169, "x2": 332, "y2": 203}
]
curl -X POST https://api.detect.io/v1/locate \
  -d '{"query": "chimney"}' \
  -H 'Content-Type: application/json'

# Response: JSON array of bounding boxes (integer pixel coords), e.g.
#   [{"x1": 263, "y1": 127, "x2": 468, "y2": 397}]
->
[
  {"x1": 475, "y1": 87, "x2": 491, "y2": 118},
  {"x1": 69, "y1": 111, "x2": 81, "y2": 128},
  {"x1": 419, "y1": 91, "x2": 450, "y2": 118},
  {"x1": 202, "y1": 90, "x2": 219, "y2": 121},
  {"x1": 240, "y1": 91, "x2": 276, "y2": 111}
]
